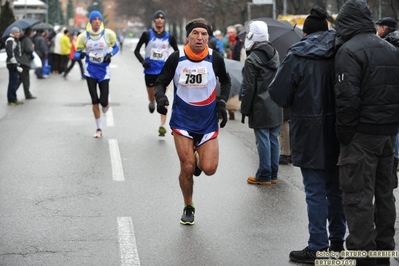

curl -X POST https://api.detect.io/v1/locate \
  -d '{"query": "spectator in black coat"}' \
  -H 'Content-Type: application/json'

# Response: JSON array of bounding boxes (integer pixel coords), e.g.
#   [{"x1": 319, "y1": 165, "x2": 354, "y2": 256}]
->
[
  {"x1": 334, "y1": 1, "x2": 399, "y2": 265},
  {"x1": 33, "y1": 30, "x2": 48, "y2": 79}
]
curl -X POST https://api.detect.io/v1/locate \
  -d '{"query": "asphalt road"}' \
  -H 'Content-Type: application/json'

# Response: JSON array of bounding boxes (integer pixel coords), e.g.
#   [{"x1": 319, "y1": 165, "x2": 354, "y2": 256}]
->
[{"x1": 0, "y1": 39, "x2": 398, "y2": 266}]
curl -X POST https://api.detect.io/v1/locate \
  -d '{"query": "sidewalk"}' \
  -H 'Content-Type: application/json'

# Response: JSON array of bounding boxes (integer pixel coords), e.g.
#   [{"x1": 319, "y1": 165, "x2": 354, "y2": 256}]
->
[{"x1": 0, "y1": 50, "x2": 6, "y2": 69}]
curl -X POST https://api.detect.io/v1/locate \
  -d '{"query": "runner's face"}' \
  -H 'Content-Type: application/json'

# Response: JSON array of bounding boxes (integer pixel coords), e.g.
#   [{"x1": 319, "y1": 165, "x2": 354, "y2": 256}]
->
[
  {"x1": 154, "y1": 17, "x2": 165, "y2": 30},
  {"x1": 92, "y1": 17, "x2": 102, "y2": 31},
  {"x1": 187, "y1": 27, "x2": 209, "y2": 54}
]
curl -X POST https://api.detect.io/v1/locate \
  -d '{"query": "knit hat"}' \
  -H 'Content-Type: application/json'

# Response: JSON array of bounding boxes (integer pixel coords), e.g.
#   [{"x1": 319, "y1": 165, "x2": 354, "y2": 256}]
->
[
  {"x1": 375, "y1": 17, "x2": 397, "y2": 29},
  {"x1": 153, "y1": 10, "x2": 165, "y2": 20},
  {"x1": 244, "y1": 20, "x2": 269, "y2": 50},
  {"x1": 89, "y1": 10, "x2": 103, "y2": 23},
  {"x1": 302, "y1": 6, "x2": 329, "y2": 35},
  {"x1": 11, "y1": 27, "x2": 20, "y2": 34}
]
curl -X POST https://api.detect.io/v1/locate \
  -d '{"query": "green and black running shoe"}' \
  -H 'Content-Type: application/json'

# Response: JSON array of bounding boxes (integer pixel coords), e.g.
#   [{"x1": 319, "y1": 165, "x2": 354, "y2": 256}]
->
[{"x1": 180, "y1": 205, "x2": 195, "y2": 225}]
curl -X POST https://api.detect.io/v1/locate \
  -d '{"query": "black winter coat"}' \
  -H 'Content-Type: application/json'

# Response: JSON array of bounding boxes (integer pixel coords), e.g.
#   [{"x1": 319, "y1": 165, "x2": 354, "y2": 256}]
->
[
  {"x1": 382, "y1": 31, "x2": 399, "y2": 48},
  {"x1": 269, "y1": 31, "x2": 338, "y2": 169},
  {"x1": 334, "y1": 0, "x2": 399, "y2": 145},
  {"x1": 241, "y1": 42, "x2": 282, "y2": 129}
]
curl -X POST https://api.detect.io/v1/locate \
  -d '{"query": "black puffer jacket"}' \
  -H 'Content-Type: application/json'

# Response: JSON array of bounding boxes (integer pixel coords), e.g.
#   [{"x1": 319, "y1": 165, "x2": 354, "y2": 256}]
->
[
  {"x1": 241, "y1": 42, "x2": 282, "y2": 129},
  {"x1": 335, "y1": 0, "x2": 399, "y2": 145},
  {"x1": 269, "y1": 31, "x2": 338, "y2": 169},
  {"x1": 384, "y1": 31, "x2": 399, "y2": 48}
]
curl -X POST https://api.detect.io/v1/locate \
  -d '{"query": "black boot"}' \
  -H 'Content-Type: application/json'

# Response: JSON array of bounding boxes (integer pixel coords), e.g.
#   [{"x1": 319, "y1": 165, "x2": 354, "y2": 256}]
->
[{"x1": 289, "y1": 246, "x2": 328, "y2": 264}]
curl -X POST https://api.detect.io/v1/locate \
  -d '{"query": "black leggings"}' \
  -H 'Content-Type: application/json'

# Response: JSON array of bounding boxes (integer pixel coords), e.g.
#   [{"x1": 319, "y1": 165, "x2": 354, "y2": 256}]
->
[{"x1": 86, "y1": 77, "x2": 109, "y2": 107}]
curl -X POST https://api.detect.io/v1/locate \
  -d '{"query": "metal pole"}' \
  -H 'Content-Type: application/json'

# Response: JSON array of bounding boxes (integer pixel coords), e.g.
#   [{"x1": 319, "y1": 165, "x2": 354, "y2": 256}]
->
[
  {"x1": 273, "y1": 0, "x2": 276, "y2": 19},
  {"x1": 46, "y1": 0, "x2": 48, "y2": 23},
  {"x1": 24, "y1": 0, "x2": 27, "y2": 18},
  {"x1": 247, "y1": 2, "x2": 251, "y2": 21},
  {"x1": 283, "y1": 0, "x2": 287, "y2": 15}
]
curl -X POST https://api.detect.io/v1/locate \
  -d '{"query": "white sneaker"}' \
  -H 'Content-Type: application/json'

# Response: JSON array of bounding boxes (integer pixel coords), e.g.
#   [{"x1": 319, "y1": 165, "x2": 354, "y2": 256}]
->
[
  {"x1": 93, "y1": 129, "x2": 102, "y2": 138},
  {"x1": 102, "y1": 105, "x2": 109, "y2": 113}
]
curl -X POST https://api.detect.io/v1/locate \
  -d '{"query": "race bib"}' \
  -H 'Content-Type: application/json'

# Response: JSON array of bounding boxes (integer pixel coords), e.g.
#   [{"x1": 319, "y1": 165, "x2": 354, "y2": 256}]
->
[
  {"x1": 178, "y1": 67, "x2": 208, "y2": 88},
  {"x1": 150, "y1": 48, "x2": 167, "y2": 61},
  {"x1": 88, "y1": 51, "x2": 104, "y2": 63}
]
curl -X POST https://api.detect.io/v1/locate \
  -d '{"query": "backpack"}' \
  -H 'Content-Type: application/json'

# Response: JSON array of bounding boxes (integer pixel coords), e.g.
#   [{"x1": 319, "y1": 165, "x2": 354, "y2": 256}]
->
[{"x1": 0, "y1": 35, "x2": 8, "y2": 50}]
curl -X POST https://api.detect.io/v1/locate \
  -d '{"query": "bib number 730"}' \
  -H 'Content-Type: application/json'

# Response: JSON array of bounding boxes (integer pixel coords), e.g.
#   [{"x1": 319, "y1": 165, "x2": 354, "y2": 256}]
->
[{"x1": 178, "y1": 67, "x2": 208, "y2": 87}]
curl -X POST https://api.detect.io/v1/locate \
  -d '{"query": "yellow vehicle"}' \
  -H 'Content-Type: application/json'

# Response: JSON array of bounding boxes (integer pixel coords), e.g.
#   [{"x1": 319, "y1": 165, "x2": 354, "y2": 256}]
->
[{"x1": 278, "y1": 14, "x2": 337, "y2": 29}]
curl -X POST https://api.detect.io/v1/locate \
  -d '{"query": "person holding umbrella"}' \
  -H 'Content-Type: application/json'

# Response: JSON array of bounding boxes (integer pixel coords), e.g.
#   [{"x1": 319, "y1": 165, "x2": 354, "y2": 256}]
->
[
  {"x1": 5, "y1": 27, "x2": 23, "y2": 105},
  {"x1": 17, "y1": 27, "x2": 36, "y2": 100},
  {"x1": 269, "y1": 7, "x2": 346, "y2": 264}
]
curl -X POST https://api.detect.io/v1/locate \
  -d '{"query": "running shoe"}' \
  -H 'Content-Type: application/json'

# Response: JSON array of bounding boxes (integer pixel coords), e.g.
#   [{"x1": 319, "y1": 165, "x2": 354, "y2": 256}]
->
[
  {"x1": 148, "y1": 102, "x2": 155, "y2": 113},
  {"x1": 180, "y1": 205, "x2": 195, "y2": 225},
  {"x1": 194, "y1": 150, "x2": 202, "y2": 176},
  {"x1": 93, "y1": 129, "x2": 102, "y2": 138},
  {"x1": 102, "y1": 105, "x2": 109, "y2": 113},
  {"x1": 158, "y1": 125, "x2": 167, "y2": 136},
  {"x1": 8, "y1": 101, "x2": 24, "y2": 106}
]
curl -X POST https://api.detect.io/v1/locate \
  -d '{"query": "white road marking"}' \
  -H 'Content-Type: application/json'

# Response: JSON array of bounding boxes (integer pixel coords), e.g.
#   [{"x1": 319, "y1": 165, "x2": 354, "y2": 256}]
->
[
  {"x1": 118, "y1": 217, "x2": 141, "y2": 266},
  {"x1": 109, "y1": 139, "x2": 125, "y2": 181},
  {"x1": 106, "y1": 96, "x2": 114, "y2": 127},
  {"x1": 106, "y1": 107, "x2": 115, "y2": 127}
]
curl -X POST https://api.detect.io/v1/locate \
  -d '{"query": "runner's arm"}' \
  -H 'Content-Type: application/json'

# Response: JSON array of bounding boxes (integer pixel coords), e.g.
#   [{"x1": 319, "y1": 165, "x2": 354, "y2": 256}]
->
[
  {"x1": 169, "y1": 35, "x2": 179, "y2": 51},
  {"x1": 134, "y1": 31, "x2": 149, "y2": 63},
  {"x1": 155, "y1": 51, "x2": 179, "y2": 96},
  {"x1": 105, "y1": 29, "x2": 119, "y2": 56}
]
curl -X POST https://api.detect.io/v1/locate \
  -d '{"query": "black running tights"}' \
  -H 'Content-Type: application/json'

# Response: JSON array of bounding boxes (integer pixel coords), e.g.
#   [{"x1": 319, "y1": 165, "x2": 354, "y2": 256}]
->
[{"x1": 86, "y1": 77, "x2": 109, "y2": 107}]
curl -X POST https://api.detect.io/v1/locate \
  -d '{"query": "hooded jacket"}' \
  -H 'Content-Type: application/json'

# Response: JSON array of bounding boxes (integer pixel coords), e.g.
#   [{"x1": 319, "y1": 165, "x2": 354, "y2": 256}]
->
[
  {"x1": 383, "y1": 31, "x2": 399, "y2": 48},
  {"x1": 241, "y1": 42, "x2": 282, "y2": 129},
  {"x1": 334, "y1": 0, "x2": 399, "y2": 145},
  {"x1": 269, "y1": 31, "x2": 338, "y2": 169}
]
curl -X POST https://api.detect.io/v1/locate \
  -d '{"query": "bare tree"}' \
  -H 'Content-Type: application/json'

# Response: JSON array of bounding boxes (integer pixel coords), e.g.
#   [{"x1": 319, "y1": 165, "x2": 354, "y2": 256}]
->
[{"x1": 115, "y1": 0, "x2": 399, "y2": 41}]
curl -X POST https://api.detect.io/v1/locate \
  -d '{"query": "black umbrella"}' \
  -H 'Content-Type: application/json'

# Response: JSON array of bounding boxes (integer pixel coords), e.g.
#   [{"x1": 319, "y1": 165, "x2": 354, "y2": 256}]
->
[
  {"x1": 217, "y1": 58, "x2": 244, "y2": 99},
  {"x1": 238, "y1": 17, "x2": 303, "y2": 58},
  {"x1": 32, "y1": 22, "x2": 54, "y2": 31},
  {"x1": 2, "y1": 18, "x2": 40, "y2": 38}
]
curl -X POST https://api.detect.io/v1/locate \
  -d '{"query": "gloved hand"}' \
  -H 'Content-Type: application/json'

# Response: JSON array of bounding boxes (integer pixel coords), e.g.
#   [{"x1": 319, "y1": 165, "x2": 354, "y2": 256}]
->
[
  {"x1": 104, "y1": 53, "x2": 112, "y2": 63},
  {"x1": 241, "y1": 114, "x2": 246, "y2": 124},
  {"x1": 142, "y1": 61, "x2": 151, "y2": 69},
  {"x1": 74, "y1": 51, "x2": 86, "y2": 61},
  {"x1": 216, "y1": 100, "x2": 228, "y2": 128},
  {"x1": 156, "y1": 94, "x2": 169, "y2": 115}
]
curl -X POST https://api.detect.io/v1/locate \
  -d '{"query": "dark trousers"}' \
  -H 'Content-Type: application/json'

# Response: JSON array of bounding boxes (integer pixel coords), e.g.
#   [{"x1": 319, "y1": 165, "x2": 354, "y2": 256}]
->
[
  {"x1": 338, "y1": 132, "x2": 396, "y2": 266},
  {"x1": 64, "y1": 59, "x2": 84, "y2": 77},
  {"x1": 7, "y1": 64, "x2": 19, "y2": 103},
  {"x1": 17, "y1": 65, "x2": 32, "y2": 98},
  {"x1": 61, "y1": 55, "x2": 69, "y2": 73},
  {"x1": 34, "y1": 57, "x2": 46, "y2": 78},
  {"x1": 50, "y1": 53, "x2": 62, "y2": 73}
]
